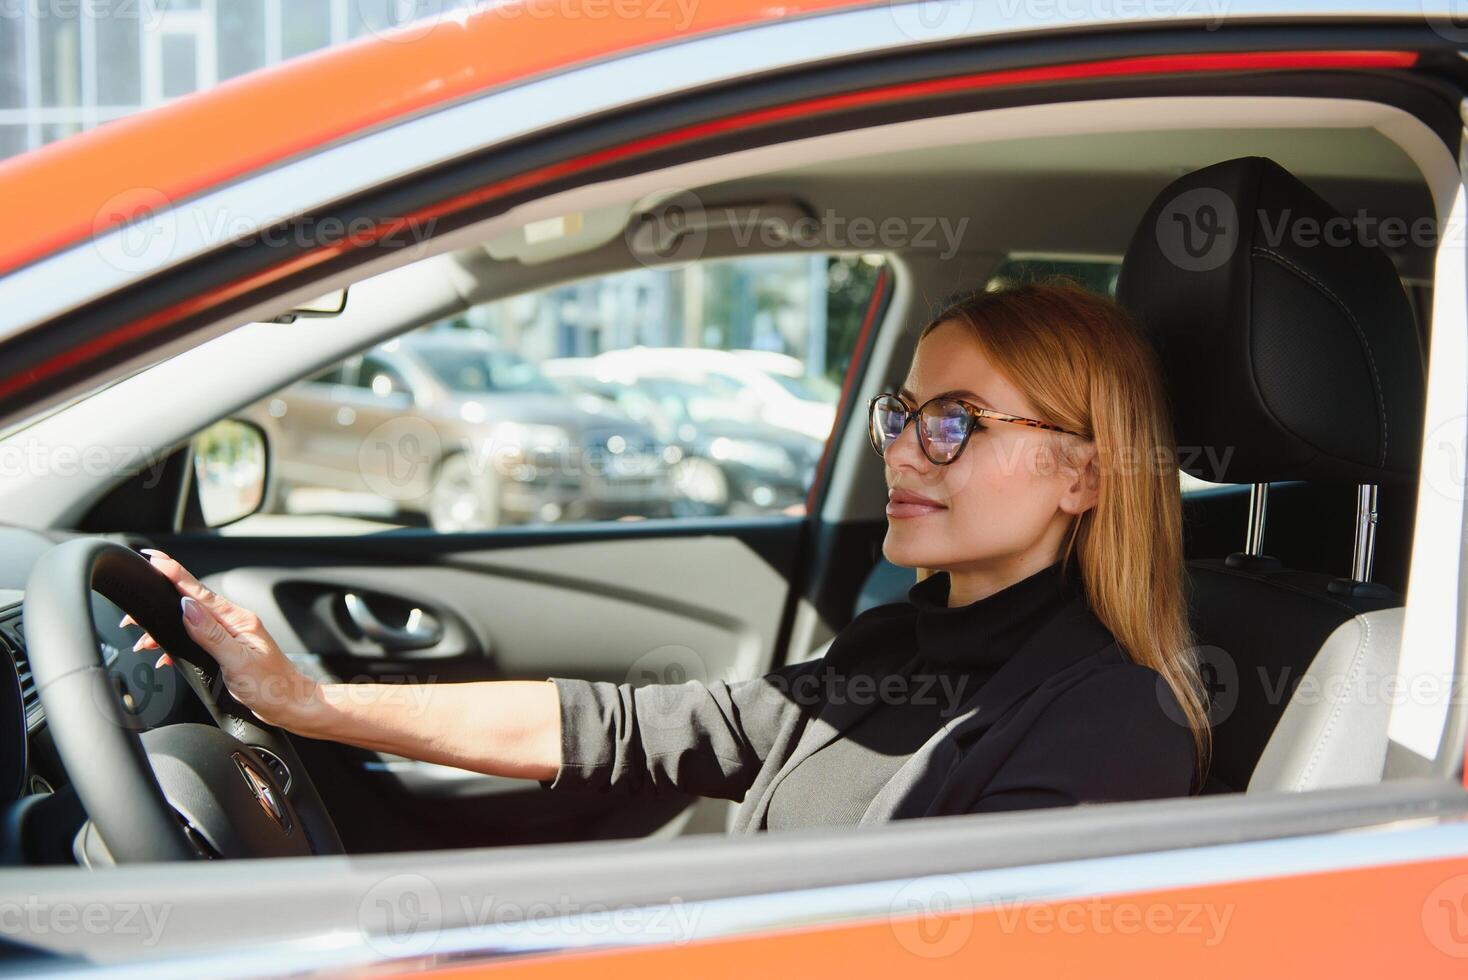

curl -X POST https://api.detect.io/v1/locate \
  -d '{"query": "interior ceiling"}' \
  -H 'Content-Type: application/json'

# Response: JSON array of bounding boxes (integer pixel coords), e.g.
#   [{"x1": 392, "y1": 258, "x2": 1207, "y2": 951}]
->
[
  {"x1": 769, "y1": 127, "x2": 1425, "y2": 182},
  {"x1": 453, "y1": 123, "x2": 1438, "y2": 295},
  {"x1": 693, "y1": 124, "x2": 1437, "y2": 278}
]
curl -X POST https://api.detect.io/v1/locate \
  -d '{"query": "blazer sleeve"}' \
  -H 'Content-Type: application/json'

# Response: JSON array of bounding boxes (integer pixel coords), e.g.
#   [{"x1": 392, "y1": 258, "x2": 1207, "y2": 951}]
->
[
  {"x1": 543, "y1": 657, "x2": 827, "y2": 800},
  {"x1": 967, "y1": 662, "x2": 1198, "y2": 814}
]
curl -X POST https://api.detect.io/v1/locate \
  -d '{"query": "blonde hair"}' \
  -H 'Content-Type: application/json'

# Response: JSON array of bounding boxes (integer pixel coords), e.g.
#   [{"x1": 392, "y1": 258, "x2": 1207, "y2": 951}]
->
[{"x1": 913, "y1": 278, "x2": 1210, "y2": 786}]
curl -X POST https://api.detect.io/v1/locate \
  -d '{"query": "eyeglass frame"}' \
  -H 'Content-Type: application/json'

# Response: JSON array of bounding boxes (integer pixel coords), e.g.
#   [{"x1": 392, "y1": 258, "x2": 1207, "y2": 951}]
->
[{"x1": 866, "y1": 391, "x2": 1087, "y2": 466}]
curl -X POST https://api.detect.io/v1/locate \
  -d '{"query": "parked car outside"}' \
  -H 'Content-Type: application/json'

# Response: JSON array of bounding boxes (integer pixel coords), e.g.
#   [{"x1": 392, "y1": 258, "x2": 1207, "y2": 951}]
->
[
  {"x1": 542, "y1": 356, "x2": 823, "y2": 516},
  {"x1": 583, "y1": 346, "x2": 839, "y2": 442},
  {"x1": 242, "y1": 329, "x2": 676, "y2": 531}
]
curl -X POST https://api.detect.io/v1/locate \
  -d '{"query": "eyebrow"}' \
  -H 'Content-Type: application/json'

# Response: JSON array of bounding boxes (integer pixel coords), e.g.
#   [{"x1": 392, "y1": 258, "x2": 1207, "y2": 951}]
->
[{"x1": 898, "y1": 386, "x2": 995, "y2": 409}]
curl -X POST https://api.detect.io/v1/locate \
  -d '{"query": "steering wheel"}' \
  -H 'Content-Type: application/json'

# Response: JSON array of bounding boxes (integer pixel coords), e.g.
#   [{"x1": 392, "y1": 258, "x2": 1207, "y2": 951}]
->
[{"x1": 24, "y1": 538, "x2": 343, "y2": 862}]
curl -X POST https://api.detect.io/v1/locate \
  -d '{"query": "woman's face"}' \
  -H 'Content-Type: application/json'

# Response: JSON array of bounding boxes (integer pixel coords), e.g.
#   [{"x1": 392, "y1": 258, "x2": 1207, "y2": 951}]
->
[{"x1": 881, "y1": 319, "x2": 1096, "y2": 578}]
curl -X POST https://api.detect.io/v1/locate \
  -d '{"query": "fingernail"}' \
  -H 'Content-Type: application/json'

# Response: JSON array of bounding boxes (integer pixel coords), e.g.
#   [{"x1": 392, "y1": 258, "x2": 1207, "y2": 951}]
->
[
  {"x1": 181, "y1": 595, "x2": 204, "y2": 626},
  {"x1": 155, "y1": 653, "x2": 174, "y2": 669},
  {"x1": 140, "y1": 548, "x2": 167, "y2": 561},
  {"x1": 132, "y1": 636, "x2": 149, "y2": 652},
  {"x1": 118, "y1": 614, "x2": 132, "y2": 629}
]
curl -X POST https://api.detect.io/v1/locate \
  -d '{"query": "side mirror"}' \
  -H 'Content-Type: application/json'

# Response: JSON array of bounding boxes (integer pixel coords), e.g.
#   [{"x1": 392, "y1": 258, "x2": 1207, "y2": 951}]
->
[{"x1": 191, "y1": 419, "x2": 268, "y2": 528}]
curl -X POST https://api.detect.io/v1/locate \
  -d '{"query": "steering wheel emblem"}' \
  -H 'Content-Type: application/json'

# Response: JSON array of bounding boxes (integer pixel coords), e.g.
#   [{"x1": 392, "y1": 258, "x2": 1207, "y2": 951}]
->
[{"x1": 232, "y1": 752, "x2": 292, "y2": 835}]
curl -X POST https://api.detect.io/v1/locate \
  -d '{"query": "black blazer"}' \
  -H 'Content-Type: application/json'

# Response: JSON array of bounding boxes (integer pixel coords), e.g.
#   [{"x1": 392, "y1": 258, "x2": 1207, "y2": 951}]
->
[{"x1": 547, "y1": 586, "x2": 1197, "y2": 832}]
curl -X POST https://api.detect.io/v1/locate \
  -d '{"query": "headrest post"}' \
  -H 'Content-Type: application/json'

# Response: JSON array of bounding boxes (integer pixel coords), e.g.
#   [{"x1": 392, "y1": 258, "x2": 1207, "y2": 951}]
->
[
  {"x1": 1224, "y1": 482, "x2": 1283, "y2": 572},
  {"x1": 1350, "y1": 483, "x2": 1379, "y2": 583},
  {"x1": 1328, "y1": 484, "x2": 1394, "y2": 599},
  {"x1": 1243, "y1": 482, "x2": 1269, "y2": 557}
]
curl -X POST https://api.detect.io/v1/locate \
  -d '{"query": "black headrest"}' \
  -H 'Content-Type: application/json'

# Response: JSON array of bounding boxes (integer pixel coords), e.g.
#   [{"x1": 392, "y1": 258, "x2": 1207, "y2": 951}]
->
[{"x1": 1117, "y1": 156, "x2": 1424, "y2": 485}]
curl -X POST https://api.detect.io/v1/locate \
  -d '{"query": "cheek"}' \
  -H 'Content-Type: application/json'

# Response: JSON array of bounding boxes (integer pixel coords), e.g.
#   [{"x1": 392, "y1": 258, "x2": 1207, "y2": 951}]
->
[{"x1": 945, "y1": 441, "x2": 1058, "y2": 521}]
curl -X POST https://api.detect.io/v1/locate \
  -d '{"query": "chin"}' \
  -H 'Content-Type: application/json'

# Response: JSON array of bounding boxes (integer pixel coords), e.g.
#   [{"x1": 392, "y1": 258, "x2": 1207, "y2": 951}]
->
[{"x1": 881, "y1": 530, "x2": 928, "y2": 570}]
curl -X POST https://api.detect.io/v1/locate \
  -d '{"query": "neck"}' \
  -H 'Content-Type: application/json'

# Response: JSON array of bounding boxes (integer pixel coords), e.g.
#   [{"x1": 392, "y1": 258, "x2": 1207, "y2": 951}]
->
[{"x1": 945, "y1": 553, "x2": 1066, "y2": 608}]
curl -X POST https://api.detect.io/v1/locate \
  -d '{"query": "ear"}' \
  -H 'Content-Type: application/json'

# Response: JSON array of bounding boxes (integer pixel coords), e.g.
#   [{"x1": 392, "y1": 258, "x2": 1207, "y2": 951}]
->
[{"x1": 1058, "y1": 445, "x2": 1100, "y2": 516}]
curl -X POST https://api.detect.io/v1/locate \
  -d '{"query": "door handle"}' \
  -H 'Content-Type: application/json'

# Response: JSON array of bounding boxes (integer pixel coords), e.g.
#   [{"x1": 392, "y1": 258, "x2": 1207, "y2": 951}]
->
[{"x1": 342, "y1": 592, "x2": 442, "y2": 650}]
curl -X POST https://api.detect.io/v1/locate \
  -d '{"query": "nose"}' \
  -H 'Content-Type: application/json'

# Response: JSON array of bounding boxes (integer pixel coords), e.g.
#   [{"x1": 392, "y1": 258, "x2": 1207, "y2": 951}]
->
[{"x1": 884, "y1": 414, "x2": 932, "y2": 474}]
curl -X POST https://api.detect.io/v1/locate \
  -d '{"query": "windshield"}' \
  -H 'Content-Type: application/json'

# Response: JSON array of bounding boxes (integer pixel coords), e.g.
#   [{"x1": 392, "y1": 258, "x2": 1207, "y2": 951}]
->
[{"x1": 413, "y1": 348, "x2": 560, "y2": 395}]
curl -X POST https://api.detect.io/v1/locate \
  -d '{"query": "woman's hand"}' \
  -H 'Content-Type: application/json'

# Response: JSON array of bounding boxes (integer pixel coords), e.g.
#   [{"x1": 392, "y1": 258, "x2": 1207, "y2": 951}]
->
[{"x1": 123, "y1": 549, "x2": 322, "y2": 732}]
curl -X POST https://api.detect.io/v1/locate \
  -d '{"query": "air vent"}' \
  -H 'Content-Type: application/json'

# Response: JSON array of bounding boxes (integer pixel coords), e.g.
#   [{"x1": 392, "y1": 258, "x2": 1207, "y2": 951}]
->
[{"x1": 0, "y1": 611, "x2": 37, "y2": 720}]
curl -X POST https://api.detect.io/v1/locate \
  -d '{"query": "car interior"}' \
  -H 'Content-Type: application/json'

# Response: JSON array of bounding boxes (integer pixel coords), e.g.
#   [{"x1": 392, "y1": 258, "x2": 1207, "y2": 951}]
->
[{"x1": 0, "y1": 76, "x2": 1462, "y2": 901}]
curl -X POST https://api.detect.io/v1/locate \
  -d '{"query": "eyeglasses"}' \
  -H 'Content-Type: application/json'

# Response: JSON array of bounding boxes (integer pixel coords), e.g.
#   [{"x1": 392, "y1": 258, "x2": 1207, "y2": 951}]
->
[{"x1": 867, "y1": 392, "x2": 1084, "y2": 465}]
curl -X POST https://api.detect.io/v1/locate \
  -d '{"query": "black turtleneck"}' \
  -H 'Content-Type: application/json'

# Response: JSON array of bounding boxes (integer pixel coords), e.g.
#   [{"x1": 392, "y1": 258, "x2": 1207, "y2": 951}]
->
[{"x1": 763, "y1": 558, "x2": 1088, "y2": 831}]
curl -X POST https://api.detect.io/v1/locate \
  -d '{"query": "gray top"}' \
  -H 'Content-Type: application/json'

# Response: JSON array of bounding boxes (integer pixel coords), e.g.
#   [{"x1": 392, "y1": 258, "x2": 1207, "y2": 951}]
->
[{"x1": 545, "y1": 563, "x2": 1196, "y2": 833}]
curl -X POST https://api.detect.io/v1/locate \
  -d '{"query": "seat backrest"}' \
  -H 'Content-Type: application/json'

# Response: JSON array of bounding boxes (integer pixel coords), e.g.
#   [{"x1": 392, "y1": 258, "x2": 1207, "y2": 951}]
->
[
  {"x1": 1117, "y1": 156, "x2": 1425, "y2": 793},
  {"x1": 1247, "y1": 607, "x2": 1405, "y2": 791},
  {"x1": 1183, "y1": 559, "x2": 1399, "y2": 792}
]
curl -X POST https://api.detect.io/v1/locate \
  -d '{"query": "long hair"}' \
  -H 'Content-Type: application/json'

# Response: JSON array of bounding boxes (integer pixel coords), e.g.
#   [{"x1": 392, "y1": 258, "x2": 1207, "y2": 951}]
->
[{"x1": 914, "y1": 277, "x2": 1211, "y2": 786}]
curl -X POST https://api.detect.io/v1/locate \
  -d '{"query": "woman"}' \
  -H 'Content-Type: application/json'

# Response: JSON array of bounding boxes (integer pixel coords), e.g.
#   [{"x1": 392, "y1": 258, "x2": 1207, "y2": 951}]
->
[{"x1": 130, "y1": 279, "x2": 1211, "y2": 831}]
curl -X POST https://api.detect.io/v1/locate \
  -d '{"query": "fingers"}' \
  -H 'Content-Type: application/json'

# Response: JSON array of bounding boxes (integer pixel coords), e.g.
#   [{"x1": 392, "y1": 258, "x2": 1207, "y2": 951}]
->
[
  {"x1": 140, "y1": 548, "x2": 257, "y2": 638},
  {"x1": 179, "y1": 595, "x2": 252, "y2": 671}
]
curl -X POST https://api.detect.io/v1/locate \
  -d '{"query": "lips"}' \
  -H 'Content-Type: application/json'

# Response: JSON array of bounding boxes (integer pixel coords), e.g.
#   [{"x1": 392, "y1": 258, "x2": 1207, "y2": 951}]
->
[{"x1": 887, "y1": 488, "x2": 947, "y2": 519}]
